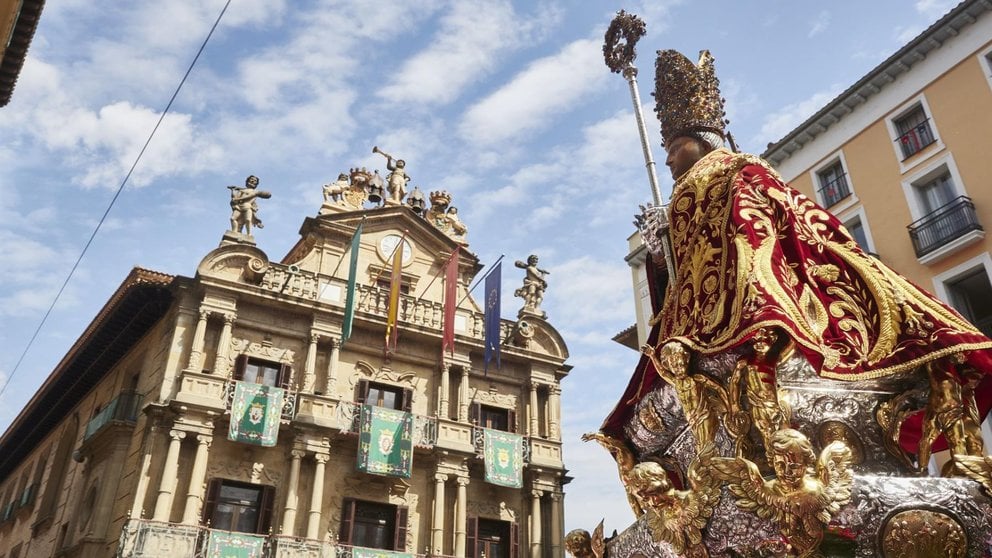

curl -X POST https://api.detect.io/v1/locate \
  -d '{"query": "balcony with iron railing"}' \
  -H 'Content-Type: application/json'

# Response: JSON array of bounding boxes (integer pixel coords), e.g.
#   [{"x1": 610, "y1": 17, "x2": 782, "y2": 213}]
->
[
  {"x1": 895, "y1": 118, "x2": 936, "y2": 160},
  {"x1": 471, "y1": 426, "x2": 531, "y2": 464},
  {"x1": 817, "y1": 173, "x2": 850, "y2": 208},
  {"x1": 223, "y1": 380, "x2": 298, "y2": 422},
  {"x1": 83, "y1": 391, "x2": 143, "y2": 442},
  {"x1": 116, "y1": 518, "x2": 460, "y2": 558},
  {"x1": 335, "y1": 401, "x2": 437, "y2": 448},
  {"x1": 907, "y1": 196, "x2": 983, "y2": 258}
]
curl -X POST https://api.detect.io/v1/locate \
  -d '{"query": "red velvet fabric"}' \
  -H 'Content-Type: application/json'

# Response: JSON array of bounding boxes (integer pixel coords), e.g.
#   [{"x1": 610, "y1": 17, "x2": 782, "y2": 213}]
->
[{"x1": 602, "y1": 149, "x2": 992, "y2": 455}]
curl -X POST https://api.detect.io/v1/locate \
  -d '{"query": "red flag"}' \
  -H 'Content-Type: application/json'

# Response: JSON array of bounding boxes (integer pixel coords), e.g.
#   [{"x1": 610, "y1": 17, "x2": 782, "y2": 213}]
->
[{"x1": 442, "y1": 247, "x2": 460, "y2": 357}]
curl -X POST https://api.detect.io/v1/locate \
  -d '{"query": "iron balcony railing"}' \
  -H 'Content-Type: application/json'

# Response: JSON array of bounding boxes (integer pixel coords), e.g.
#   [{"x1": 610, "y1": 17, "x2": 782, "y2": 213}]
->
[
  {"x1": 223, "y1": 380, "x2": 298, "y2": 422},
  {"x1": 83, "y1": 391, "x2": 143, "y2": 442},
  {"x1": 335, "y1": 401, "x2": 437, "y2": 448},
  {"x1": 895, "y1": 118, "x2": 936, "y2": 159},
  {"x1": 116, "y1": 519, "x2": 461, "y2": 558},
  {"x1": 816, "y1": 172, "x2": 850, "y2": 207},
  {"x1": 471, "y1": 426, "x2": 531, "y2": 464},
  {"x1": 907, "y1": 195, "x2": 983, "y2": 257}
]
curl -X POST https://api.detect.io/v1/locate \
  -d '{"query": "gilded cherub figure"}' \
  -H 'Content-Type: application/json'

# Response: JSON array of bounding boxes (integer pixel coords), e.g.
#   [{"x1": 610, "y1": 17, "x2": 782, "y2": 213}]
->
[
  {"x1": 642, "y1": 341, "x2": 729, "y2": 448},
  {"x1": 564, "y1": 520, "x2": 604, "y2": 558},
  {"x1": 919, "y1": 358, "x2": 987, "y2": 472},
  {"x1": 581, "y1": 432, "x2": 645, "y2": 516},
  {"x1": 713, "y1": 429, "x2": 853, "y2": 558},
  {"x1": 728, "y1": 328, "x2": 792, "y2": 457},
  {"x1": 630, "y1": 443, "x2": 721, "y2": 558}
]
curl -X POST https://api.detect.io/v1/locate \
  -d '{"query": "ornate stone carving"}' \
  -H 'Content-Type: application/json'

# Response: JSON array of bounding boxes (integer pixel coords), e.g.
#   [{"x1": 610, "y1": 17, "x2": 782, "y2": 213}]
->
[
  {"x1": 424, "y1": 190, "x2": 468, "y2": 244},
  {"x1": 467, "y1": 501, "x2": 517, "y2": 522},
  {"x1": 350, "y1": 361, "x2": 417, "y2": 389},
  {"x1": 227, "y1": 338, "x2": 296, "y2": 380},
  {"x1": 471, "y1": 384, "x2": 517, "y2": 409},
  {"x1": 513, "y1": 255, "x2": 550, "y2": 318},
  {"x1": 228, "y1": 175, "x2": 271, "y2": 236}
]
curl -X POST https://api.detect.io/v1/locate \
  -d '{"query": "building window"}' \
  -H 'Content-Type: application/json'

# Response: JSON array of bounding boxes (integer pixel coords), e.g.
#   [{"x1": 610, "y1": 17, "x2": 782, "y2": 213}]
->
[
  {"x1": 202, "y1": 479, "x2": 275, "y2": 534},
  {"x1": 471, "y1": 403, "x2": 516, "y2": 433},
  {"x1": 906, "y1": 167, "x2": 982, "y2": 258},
  {"x1": 357, "y1": 380, "x2": 411, "y2": 411},
  {"x1": 816, "y1": 161, "x2": 850, "y2": 207},
  {"x1": 467, "y1": 517, "x2": 518, "y2": 558},
  {"x1": 843, "y1": 217, "x2": 870, "y2": 252},
  {"x1": 894, "y1": 105, "x2": 936, "y2": 159},
  {"x1": 946, "y1": 268, "x2": 992, "y2": 338},
  {"x1": 338, "y1": 499, "x2": 408, "y2": 551},
  {"x1": 233, "y1": 355, "x2": 291, "y2": 389}
]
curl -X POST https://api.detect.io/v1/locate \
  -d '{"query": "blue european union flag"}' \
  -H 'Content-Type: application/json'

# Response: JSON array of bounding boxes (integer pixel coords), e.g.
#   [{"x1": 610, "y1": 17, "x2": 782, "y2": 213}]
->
[{"x1": 484, "y1": 262, "x2": 502, "y2": 372}]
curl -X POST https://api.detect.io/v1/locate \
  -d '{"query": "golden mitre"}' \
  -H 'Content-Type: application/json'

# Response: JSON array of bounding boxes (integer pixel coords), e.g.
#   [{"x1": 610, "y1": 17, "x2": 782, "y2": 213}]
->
[{"x1": 653, "y1": 49, "x2": 727, "y2": 146}]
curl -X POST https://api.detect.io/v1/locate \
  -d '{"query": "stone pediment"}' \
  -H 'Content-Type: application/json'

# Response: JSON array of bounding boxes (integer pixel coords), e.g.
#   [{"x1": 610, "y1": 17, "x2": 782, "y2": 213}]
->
[
  {"x1": 196, "y1": 242, "x2": 270, "y2": 285},
  {"x1": 508, "y1": 316, "x2": 569, "y2": 361}
]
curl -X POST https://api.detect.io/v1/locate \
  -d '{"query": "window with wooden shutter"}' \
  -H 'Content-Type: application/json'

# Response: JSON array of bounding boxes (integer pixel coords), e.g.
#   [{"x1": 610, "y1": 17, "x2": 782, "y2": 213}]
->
[
  {"x1": 466, "y1": 515, "x2": 479, "y2": 558},
  {"x1": 509, "y1": 522, "x2": 519, "y2": 558},
  {"x1": 233, "y1": 354, "x2": 249, "y2": 381},
  {"x1": 258, "y1": 485, "x2": 275, "y2": 534},
  {"x1": 278, "y1": 363, "x2": 293, "y2": 390},
  {"x1": 394, "y1": 505, "x2": 408, "y2": 551},
  {"x1": 201, "y1": 479, "x2": 221, "y2": 526},
  {"x1": 401, "y1": 388, "x2": 413, "y2": 412},
  {"x1": 469, "y1": 402, "x2": 481, "y2": 426},
  {"x1": 507, "y1": 409, "x2": 517, "y2": 433},
  {"x1": 339, "y1": 498, "x2": 356, "y2": 545},
  {"x1": 356, "y1": 379, "x2": 370, "y2": 404}
]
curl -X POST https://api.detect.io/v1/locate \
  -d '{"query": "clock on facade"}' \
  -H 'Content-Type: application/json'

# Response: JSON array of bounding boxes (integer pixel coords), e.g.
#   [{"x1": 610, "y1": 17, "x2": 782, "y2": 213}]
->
[{"x1": 378, "y1": 234, "x2": 413, "y2": 265}]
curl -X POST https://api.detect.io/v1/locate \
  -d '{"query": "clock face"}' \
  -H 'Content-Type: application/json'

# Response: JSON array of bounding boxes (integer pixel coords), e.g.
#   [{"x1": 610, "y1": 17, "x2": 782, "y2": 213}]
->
[{"x1": 378, "y1": 234, "x2": 413, "y2": 265}]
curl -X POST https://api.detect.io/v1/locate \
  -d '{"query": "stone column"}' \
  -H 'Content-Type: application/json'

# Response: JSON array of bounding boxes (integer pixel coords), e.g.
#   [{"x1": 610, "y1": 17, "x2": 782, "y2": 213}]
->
[
  {"x1": 325, "y1": 339, "x2": 340, "y2": 395},
  {"x1": 454, "y1": 476, "x2": 469, "y2": 557},
  {"x1": 550, "y1": 491, "x2": 563, "y2": 558},
  {"x1": 306, "y1": 454, "x2": 328, "y2": 539},
  {"x1": 281, "y1": 450, "x2": 305, "y2": 535},
  {"x1": 186, "y1": 309, "x2": 210, "y2": 372},
  {"x1": 213, "y1": 314, "x2": 236, "y2": 376},
  {"x1": 152, "y1": 429, "x2": 186, "y2": 521},
  {"x1": 439, "y1": 364, "x2": 450, "y2": 418},
  {"x1": 182, "y1": 434, "x2": 213, "y2": 524},
  {"x1": 130, "y1": 425, "x2": 162, "y2": 518},
  {"x1": 548, "y1": 384, "x2": 561, "y2": 441},
  {"x1": 529, "y1": 382, "x2": 540, "y2": 436},
  {"x1": 458, "y1": 366, "x2": 470, "y2": 422},
  {"x1": 432, "y1": 472, "x2": 448, "y2": 554},
  {"x1": 530, "y1": 489, "x2": 543, "y2": 558},
  {"x1": 303, "y1": 332, "x2": 319, "y2": 393}
]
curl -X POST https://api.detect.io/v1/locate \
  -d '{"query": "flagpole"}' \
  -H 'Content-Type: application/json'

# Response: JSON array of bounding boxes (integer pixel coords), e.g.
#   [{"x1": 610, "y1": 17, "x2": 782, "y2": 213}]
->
[
  {"x1": 457, "y1": 255, "x2": 505, "y2": 308},
  {"x1": 330, "y1": 216, "x2": 366, "y2": 279},
  {"x1": 413, "y1": 246, "x2": 459, "y2": 305}
]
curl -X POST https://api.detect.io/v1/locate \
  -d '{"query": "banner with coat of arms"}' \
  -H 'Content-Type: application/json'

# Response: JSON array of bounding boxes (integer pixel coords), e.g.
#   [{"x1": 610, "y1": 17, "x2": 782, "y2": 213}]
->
[
  {"x1": 357, "y1": 404, "x2": 413, "y2": 478},
  {"x1": 204, "y1": 530, "x2": 265, "y2": 558},
  {"x1": 483, "y1": 428, "x2": 524, "y2": 488},
  {"x1": 228, "y1": 382, "x2": 284, "y2": 447}
]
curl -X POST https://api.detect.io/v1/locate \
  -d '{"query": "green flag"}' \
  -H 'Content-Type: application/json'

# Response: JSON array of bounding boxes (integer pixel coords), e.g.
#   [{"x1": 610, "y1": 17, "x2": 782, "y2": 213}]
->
[{"x1": 342, "y1": 223, "x2": 363, "y2": 344}]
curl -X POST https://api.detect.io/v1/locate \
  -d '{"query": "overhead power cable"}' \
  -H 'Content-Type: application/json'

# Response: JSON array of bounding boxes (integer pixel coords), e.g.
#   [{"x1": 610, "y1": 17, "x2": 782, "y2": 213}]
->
[{"x1": 0, "y1": 0, "x2": 232, "y2": 398}]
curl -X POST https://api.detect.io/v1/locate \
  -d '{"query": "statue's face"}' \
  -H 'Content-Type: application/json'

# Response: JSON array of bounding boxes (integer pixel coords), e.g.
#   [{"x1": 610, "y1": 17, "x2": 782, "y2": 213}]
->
[
  {"x1": 665, "y1": 136, "x2": 710, "y2": 181},
  {"x1": 564, "y1": 531, "x2": 592, "y2": 555},
  {"x1": 771, "y1": 446, "x2": 808, "y2": 490},
  {"x1": 529, "y1": 255, "x2": 538, "y2": 264},
  {"x1": 397, "y1": 159, "x2": 406, "y2": 168},
  {"x1": 246, "y1": 175, "x2": 259, "y2": 187}
]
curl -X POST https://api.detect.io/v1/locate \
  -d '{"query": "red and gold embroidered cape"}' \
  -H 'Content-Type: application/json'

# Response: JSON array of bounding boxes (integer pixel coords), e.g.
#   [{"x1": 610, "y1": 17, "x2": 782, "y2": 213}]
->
[{"x1": 603, "y1": 149, "x2": 992, "y2": 445}]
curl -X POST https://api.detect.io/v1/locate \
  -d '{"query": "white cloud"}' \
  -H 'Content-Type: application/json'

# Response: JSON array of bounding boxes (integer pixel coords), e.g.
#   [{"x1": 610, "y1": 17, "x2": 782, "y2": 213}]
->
[
  {"x1": 459, "y1": 38, "x2": 608, "y2": 144},
  {"x1": 808, "y1": 10, "x2": 831, "y2": 38},
  {"x1": 915, "y1": 0, "x2": 957, "y2": 18},
  {"x1": 752, "y1": 84, "x2": 845, "y2": 148},
  {"x1": 378, "y1": 0, "x2": 543, "y2": 105},
  {"x1": 547, "y1": 256, "x2": 632, "y2": 327}
]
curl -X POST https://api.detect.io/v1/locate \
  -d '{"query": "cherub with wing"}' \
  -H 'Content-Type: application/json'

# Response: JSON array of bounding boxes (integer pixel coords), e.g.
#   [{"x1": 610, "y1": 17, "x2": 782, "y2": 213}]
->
[
  {"x1": 713, "y1": 429, "x2": 853, "y2": 558},
  {"x1": 629, "y1": 443, "x2": 722, "y2": 558},
  {"x1": 582, "y1": 432, "x2": 647, "y2": 516}
]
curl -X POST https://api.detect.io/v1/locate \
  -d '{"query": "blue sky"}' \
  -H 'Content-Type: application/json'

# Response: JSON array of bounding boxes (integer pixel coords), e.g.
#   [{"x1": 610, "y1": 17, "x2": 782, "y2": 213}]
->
[{"x1": 0, "y1": 0, "x2": 960, "y2": 538}]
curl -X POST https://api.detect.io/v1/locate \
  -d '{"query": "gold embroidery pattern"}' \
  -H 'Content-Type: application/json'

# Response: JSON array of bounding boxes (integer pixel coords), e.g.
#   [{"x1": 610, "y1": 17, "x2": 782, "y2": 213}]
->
[{"x1": 658, "y1": 149, "x2": 992, "y2": 380}]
